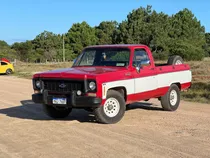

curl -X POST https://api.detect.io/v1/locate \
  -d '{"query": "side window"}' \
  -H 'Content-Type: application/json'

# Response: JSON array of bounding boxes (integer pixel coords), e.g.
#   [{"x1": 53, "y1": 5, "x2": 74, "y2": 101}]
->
[
  {"x1": 133, "y1": 49, "x2": 150, "y2": 67},
  {"x1": 1, "y1": 62, "x2": 8, "y2": 66}
]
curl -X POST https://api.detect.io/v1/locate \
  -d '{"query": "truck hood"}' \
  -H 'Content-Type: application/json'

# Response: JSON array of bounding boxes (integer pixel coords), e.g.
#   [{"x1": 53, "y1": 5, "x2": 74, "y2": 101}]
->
[{"x1": 35, "y1": 66, "x2": 128, "y2": 79}]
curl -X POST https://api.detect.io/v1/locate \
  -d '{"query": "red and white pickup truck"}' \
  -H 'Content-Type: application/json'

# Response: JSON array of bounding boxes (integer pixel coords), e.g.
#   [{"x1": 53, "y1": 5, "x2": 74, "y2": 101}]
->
[{"x1": 32, "y1": 44, "x2": 192, "y2": 124}]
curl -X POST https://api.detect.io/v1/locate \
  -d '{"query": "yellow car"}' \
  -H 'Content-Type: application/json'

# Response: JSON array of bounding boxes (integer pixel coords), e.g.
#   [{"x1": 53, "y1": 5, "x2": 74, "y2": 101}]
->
[{"x1": 0, "y1": 59, "x2": 14, "y2": 75}]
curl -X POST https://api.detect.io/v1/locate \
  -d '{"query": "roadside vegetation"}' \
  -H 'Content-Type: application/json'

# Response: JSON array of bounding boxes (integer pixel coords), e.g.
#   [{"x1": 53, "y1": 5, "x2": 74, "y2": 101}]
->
[
  {"x1": 13, "y1": 61, "x2": 72, "y2": 79},
  {"x1": 181, "y1": 82, "x2": 210, "y2": 104},
  {"x1": 181, "y1": 58, "x2": 210, "y2": 104}
]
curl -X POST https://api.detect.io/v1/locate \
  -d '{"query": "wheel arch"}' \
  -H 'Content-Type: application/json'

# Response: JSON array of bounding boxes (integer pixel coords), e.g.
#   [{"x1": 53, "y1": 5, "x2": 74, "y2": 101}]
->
[
  {"x1": 107, "y1": 86, "x2": 127, "y2": 102},
  {"x1": 159, "y1": 82, "x2": 181, "y2": 98},
  {"x1": 171, "y1": 82, "x2": 181, "y2": 90}
]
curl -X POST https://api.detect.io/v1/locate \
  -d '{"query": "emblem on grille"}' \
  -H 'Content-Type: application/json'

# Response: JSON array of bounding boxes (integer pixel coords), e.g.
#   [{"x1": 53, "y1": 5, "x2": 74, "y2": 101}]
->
[{"x1": 59, "y1": 83, "x2": 66, "y2": 88}]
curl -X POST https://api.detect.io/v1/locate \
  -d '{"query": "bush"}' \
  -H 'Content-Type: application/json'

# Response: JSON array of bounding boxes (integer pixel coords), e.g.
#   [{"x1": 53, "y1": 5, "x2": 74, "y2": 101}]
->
[
  {"x1": 152, "y1": 52, "x2": 169, "y2": 60},
  {"x1": 169, "y1": 40, "x2": 205, "y2": 61}
]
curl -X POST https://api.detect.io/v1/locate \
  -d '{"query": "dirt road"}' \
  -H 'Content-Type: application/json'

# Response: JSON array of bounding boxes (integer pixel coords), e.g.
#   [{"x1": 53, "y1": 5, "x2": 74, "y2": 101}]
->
[{"x1": 0, "y1": 76, "x2": 210, "y2": 158}]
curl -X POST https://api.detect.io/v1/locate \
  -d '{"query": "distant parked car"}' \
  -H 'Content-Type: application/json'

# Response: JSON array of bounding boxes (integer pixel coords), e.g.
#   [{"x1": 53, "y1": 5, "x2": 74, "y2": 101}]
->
[{"x1": 0, "y1": 58, "x2": 14, "y2": 75}]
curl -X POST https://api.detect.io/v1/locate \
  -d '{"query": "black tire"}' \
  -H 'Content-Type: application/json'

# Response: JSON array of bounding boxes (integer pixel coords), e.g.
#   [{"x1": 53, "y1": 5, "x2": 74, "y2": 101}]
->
[
  {"x1": 94, "y1": 90, "x2": 126, "y2": 124},
  {"x1": 6, "y1": 69, "x2": 12, "y2": 75},
  {"x1": 160, "y1": 84, "x2": 180, "y2": 111},
  {"x1": 43, "y1": 104, "x2": 72, "y2": 119},
  {"x1": 126, "y1": 104, "x2": 130, "y2": 110},
  {"x1": 167, "y1": 55, "x2": 183, "y2": 65}
]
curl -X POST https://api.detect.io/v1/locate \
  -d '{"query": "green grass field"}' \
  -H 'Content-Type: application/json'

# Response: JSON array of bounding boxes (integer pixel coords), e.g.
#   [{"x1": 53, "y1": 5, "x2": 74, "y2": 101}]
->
[{"x1": 12, "y1": 58, "x2": 210, "y2": 104}]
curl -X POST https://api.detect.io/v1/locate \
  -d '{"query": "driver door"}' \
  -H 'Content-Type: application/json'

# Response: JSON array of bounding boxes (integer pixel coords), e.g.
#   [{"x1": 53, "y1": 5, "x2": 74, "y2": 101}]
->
[{"x1": 132, "y1": 49, "x2": 158, "y2": 100}]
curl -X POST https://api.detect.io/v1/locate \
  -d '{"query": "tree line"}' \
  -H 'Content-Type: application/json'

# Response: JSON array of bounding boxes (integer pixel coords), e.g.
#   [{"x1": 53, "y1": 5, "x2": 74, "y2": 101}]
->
[{"x1": 0, "y1": 5, "x2": 210, "y2": 62}]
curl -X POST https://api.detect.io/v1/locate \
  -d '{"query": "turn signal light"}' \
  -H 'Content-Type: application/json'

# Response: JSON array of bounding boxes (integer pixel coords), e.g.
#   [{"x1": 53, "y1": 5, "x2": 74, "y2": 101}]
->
[{"x1": 87, "y1": 93, "x2": 96, "y2": 97}]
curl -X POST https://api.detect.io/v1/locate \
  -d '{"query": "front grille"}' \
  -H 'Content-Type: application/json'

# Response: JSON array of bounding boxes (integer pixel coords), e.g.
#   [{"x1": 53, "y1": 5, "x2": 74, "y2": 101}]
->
[{"x1": 42, "y1": 80, "x2": 84, "y2": 93}]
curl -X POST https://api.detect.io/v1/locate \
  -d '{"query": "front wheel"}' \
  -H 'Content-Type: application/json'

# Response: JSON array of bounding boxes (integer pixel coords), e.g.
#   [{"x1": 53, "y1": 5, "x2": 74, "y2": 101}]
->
[
  {"x1": 6, "y1": 69, "x2": 12, "y2": 75},
  {"x1": 43, "y1": 104, "x2": 72, "y2": 119},
  {"x1": 94, "y1": 90, "x2": 126, "y2": 124},
  {"x1": 160, "y1": 84, "x2": 180, "y2": 111}
]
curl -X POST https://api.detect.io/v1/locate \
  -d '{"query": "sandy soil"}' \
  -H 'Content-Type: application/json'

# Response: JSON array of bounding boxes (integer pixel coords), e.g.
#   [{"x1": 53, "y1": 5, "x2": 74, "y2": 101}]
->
[{"x1": 0, "y1": 76, "x2": 210, "y2": 158}]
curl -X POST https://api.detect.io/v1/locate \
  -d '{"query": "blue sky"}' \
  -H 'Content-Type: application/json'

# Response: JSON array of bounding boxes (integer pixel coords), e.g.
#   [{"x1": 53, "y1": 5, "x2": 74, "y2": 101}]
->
[{"x1": 1, "y1": 0, "x2": 210, "y2": 44}]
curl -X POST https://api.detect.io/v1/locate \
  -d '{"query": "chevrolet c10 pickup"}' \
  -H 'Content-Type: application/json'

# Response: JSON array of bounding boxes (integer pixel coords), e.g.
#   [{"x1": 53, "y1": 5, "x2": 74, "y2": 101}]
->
[{"x1": 32, "y1": 44, "x2": 192, "y2": 124}]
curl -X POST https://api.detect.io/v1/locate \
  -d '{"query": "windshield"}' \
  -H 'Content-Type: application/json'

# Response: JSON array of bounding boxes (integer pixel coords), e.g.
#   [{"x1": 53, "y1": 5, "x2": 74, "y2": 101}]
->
[{"x1": 74, "y1": 48, "x2": 130, "y2": 67}]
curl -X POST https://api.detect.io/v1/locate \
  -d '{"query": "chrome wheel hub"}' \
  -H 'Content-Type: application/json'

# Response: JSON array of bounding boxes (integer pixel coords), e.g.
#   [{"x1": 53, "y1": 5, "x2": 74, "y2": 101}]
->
[
  {"x1": 103, "y1": 98, "x2": 120, "y2": 117},
  {"x1": 170, "y1": 90, "x2": 178, "y2": 106}
]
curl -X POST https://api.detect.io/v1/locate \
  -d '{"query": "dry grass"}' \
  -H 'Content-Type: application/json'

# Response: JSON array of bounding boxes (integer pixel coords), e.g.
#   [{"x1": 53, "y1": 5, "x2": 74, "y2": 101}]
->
[
  {"x1": 188, "y1": 59, "x2": 210, "y2": 83},
  {"x1": 12, "y1": 58, "x2": 210, "y2": 103},
  {"x1": 181, "y1": 82, "x2": 210, "y2": 104},
  {"x1": 13, "y1": 62, "x2": 73, "y2": 79},
  {"x1": 181, "y1": 59, "x2": 210, "y2": 104}
]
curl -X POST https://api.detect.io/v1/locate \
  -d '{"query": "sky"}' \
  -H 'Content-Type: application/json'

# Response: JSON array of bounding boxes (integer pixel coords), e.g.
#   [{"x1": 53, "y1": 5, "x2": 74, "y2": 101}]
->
[{"x1": 1, "y1": 0, "x2": 210, "y2": 45}]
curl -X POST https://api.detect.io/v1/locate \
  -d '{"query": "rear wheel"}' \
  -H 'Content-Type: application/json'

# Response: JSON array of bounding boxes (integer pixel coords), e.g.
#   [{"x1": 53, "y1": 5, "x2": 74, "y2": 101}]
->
[
  {"x1": 160, "y1": 84, "x2": 180, "y2": 111},
  {"x1": 94, "y1": 90, "x2": 126, "y2": 124},
  {"x1": 43, "y1": 104, "x2": 72, "y2": 119},
  {"x1": 6, "y1": 68, "x2": 12, "y2": 75}
]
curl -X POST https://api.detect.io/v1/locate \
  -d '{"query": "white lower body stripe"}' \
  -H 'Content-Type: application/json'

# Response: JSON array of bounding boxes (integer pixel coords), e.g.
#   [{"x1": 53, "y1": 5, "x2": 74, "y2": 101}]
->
[{"x1": 102, "y1": 70, "x2": 191, "y2": 99}]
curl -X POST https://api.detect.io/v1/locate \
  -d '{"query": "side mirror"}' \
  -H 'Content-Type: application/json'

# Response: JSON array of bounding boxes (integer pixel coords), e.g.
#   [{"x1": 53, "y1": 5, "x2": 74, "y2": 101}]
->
[
  {"x1": 73, "y1": 58, "x2": 77, "y2": 65},
  {"x1": 141, "y1": 59, "x2": 150, "y2": 66},
  {"x1": 136, "y1": 63, "x2": 141, "y2": 73},
  {"x1": 135, "y1": 59, "x2": 150, "y2": 73},
  {"x1": 73, "y1": 58, "x2": 76, "y2": 63},
  {"x1": 72, "y1": 58, "x2": 77, "y2": 67}
]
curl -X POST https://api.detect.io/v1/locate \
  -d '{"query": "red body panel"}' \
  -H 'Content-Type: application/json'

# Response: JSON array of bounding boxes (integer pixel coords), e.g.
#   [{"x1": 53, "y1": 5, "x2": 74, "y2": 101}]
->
[{"x1": 33, "y1": 44, "x2": 191, "y2": 105}]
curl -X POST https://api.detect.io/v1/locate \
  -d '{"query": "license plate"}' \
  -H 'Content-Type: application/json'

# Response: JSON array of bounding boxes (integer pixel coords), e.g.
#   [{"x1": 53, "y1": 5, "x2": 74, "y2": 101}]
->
[{"x1": 52, "y1": 97, "x2": 67, "y2": 105}]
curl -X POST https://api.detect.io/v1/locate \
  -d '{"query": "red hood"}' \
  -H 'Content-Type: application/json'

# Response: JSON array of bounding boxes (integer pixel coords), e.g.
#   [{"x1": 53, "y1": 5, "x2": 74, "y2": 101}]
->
[{"x1": 35, "y1": 66, "x2": 128, "y2": 79}]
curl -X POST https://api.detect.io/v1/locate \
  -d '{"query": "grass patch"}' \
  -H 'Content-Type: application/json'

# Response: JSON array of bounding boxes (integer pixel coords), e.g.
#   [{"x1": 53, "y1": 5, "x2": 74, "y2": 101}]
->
[
  {"x1": 181, "y1": 59, "x2": 210, "y2": 103},
  {"x1": 181, "y1": 82, "x2": 210, "y2": 104},
  {"x1": 13, "y1": 62, "x2": 73, "y2": 79},
  {"x1": 13, "y1": 72, "x2": 33, "y2": 79}
]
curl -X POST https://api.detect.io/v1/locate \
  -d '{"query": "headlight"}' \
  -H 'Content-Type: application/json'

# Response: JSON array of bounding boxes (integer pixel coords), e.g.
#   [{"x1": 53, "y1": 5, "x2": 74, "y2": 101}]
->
[
  {"x1": 89, "y1": 81, "x2": 96, "y2": 90},
  {"x1": 35, "y1": 80, "x2": 41, "y2": 88}
]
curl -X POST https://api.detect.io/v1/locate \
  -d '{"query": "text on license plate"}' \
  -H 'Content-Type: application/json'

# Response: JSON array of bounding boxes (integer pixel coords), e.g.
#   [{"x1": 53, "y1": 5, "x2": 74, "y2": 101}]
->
[{"x1": 52, "y1": 98, "x2": 67, "y2": 105}]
